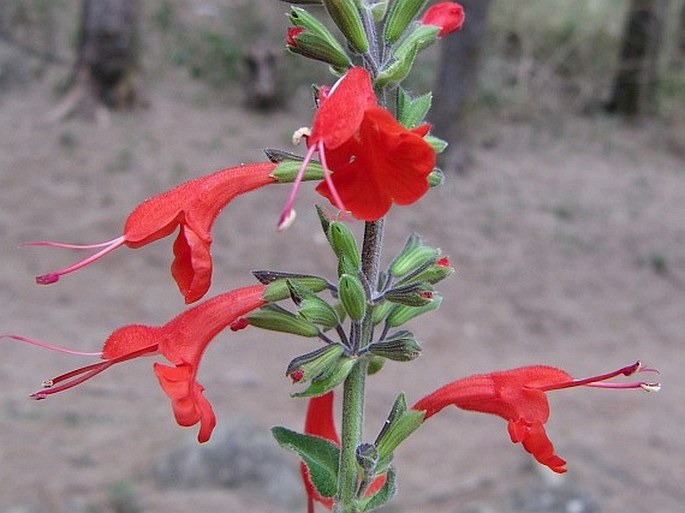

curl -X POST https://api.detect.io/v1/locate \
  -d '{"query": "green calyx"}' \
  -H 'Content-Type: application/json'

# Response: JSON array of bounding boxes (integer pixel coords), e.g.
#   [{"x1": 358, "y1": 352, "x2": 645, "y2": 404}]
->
[
  {"x1": 383, "y1": 0, "x2": 429, "y2": 44},
  {"x1": 389, "y1": 233, "x2": 439, "y2": 278},
  {"x1": 288, "y1": 7, "x2": 352, "y2": 68},
  {"x1": 270, "y1": 159, "x2": 325, "y2": 183},
  {"x1": 385, "y1": 293, "x2": 442, "y2": 328},
  {"x1": 287, "y1": 280, "x2": 341, "y2": 330},
  {"x1": 246, "y1": 304, "x2": 320, "y2": 337},
  {"x1": 339, "y1": 273, "x2": 367, "y2": 321},
  {"x1": 323, "y1": 0, "x2": 369, "y2": 54},
  {"x1": 286, "y1": 343, "x2": 345, "y2": 383},
  {"x1": 368, "y1": 330, "x2": 422, "y2": 361}
]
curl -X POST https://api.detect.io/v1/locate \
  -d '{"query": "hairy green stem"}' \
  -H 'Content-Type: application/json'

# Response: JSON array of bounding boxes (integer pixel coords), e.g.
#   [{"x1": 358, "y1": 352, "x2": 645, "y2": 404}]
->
[{"x1": 336, "y1": 220, "x2": 385, "y2": 512}]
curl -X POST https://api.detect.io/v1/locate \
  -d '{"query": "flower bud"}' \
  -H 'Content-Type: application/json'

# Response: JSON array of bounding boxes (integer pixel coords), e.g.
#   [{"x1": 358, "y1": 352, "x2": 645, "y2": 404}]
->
[
  {"x1": 293, "y1": 357, "x2": 356, "y2": 397},
  {"x1": 399, "y1": 256, "x2": 454, "y2": 285},
  {"x1": 328, "y1": 221, "x2": 361, "y2": 271},
  {"x1": 386, "y1": 293, "x2": 442, "y2": 328},
  {"x1": 383, "y1": 282, "x2": 434, "y2": 306},
  {"x1": 291, "y1": 281, "x2": 341, "y2": 330},
  {"x1": 368, "y1": 330, "x2": 422, "y2": 361},
  {"x1": 428, "y1": 168, "x2": 445, "y2": 187},
  {"x1": 356, "y1": 443, "x2": 379, "y2": 473},
  {"x1": 323, "y1": 0, "x2": 369, "y2": 54},
  {"x1": 371, "y1": 300, "x2": 394, "y2": 325},
  {"x1": 247, "y1": 304, "x2": 320, "y2": 337},
  {"x1": 389, "y1": 234, "x2": 439, "y2": 277},
  {"x1": 286, "y1": 344, "x2": 345, "y2": 383},
  {"x1": 339, "y1": 273, "x2": 367, "y2": 321},
  {"x1": 383, "y1": 0, "x2": 429, "y2": 44},
  {"x1": 421, "y1": 2, "x2": 465, "y2": 37},
  {"x1": 287, "y1": 8, "x2": 352, "y2": 68}
]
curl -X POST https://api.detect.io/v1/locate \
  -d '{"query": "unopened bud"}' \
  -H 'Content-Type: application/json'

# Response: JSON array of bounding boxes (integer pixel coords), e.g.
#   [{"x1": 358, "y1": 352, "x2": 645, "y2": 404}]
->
[
  {"x1": 389, "y1": 234, "x2": 439, "y2": 277},
  {"x1": 323, "y1": 0, "x2": 369, "y2": 54},
  {"x1": 372, "y1": 300, "x2": 394, "y2": 325},
  {"x1": 287, "y1": 8, "x2": 352, "y2": 68},
  {"x1": 257, "y1": 272, "x2": 329, "y2": 301},
  {"x1": 246, "y1": 304, "x2": 320, "y2": 337},
  {"x1": 386, "y1": 294, "x2": 442, "y2": 328},
  {"x1": 384, "y1": 282, "x2": 434, "y2": 306},
  {"x1": 293, "y1": 357, "x2": 356, "y2": 397},
  {"x1": 368, "y1": 330, "x2": 422, "y2": 361},
  {"x1": 328, "y1": 221, "x2": 361, "y2": 271},
  {"x1": 339, "y1": 274, "x2": 367, "y2": 321},
  {"x1": 286, "y1": 344, "x2": 345, "y2": 383},
  {"x1": 383, "y1": 0, "x2": 429, "y2": 44},
  {"x1": 399, "y1": 256, "x2": 454, "y2": 285},
  {"x1": 428, "y1": 168, "x2": 445, "y2": 186},
  {"x1": 356, "y1": 443, "x2": 379, "y2": 473},
  {"x1": 393, "y1": 24, "x2": 440, "y2": 60}
]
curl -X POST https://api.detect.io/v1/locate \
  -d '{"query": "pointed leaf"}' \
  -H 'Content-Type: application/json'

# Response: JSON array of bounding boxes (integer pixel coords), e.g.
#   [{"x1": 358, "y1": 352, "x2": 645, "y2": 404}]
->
[{"x1": 272, "y1": 426, "x2": 340, "y2": 498}]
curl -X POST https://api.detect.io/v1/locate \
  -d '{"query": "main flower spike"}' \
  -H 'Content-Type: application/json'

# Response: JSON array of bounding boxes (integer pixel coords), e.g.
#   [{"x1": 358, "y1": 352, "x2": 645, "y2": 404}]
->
[
  {"x1": 278, "y1": 67, "x2": 435, "y2": 228},
  {"x1": 6, "y1": 284, "x2": 267, "y2": 442},
  {"x1": 412, "y1": 362, "x2": 660, "y2": 473},
  {"x1": 30, "y1": 163, "x2": 277, "y2": 304},
  {"x1": 302, "y1": 392, "x2": 386, "y2": 512}
]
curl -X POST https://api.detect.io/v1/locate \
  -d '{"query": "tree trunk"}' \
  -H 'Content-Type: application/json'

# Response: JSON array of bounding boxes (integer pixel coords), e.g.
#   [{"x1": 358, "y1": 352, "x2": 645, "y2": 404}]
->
[
  {"x1": 51, "y1": 0, "x2": 139, "y2": 122},
  {"x1": 605, "y1": 0, "x2": 669, "y2": 117},
  {"x1": 430, "y1": 0, "x2": 492, "y2": 173}
]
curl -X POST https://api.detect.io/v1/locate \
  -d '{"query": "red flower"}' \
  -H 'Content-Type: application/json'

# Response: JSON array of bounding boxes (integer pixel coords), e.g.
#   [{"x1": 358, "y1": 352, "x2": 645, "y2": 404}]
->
[
  {"x1": 279, "y1": 67, "x2": 435, "y2": 227},
  {"x1": 421, "y1": 2, "x2": 465, "y2": 37},
  {"x1": 30, "y1": 163, "x2": 277, "y2": 304},
  {"x1": 302, "y1": 392, "x2": 386, "y2": 512},
  {"x1": 3, "y1": 284, "x2": 267, "y2": 442},
  {"x1": 412, "y1": 362, "x2": 660, "y2": 473}
]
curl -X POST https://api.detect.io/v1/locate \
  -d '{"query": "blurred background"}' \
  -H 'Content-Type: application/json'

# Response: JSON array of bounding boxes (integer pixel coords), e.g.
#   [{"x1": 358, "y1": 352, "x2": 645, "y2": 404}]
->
[{"x1": 1, "y1": 1, "x2": 683, "y2": 512}]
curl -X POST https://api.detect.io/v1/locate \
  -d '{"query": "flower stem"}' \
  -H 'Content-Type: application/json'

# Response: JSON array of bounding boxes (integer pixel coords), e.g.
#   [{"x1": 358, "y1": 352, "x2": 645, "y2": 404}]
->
[{"x1": 336, "y1": 220, "x2": 385, "y2": 512}]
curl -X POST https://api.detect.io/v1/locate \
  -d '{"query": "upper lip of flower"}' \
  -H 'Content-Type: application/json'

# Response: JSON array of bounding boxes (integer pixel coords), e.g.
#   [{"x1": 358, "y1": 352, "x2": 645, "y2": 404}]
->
[
  {"x1": 28, "y1": 163, "x2": 277, "y2": 303},
  {"x1": 3, "y1": 284, "x2": 267, "y2": 443}
]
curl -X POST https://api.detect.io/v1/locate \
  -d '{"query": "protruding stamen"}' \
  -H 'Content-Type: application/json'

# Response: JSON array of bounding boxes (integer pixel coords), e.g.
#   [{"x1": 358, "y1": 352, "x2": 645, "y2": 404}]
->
[
  {"x1": 317, "y1": 140, "x2": 347, "y2": 217},
  {"x1": 1, "y1": 334, "x2": 103, "y2": 357},
  {"x1": 538, "y1": 361, "x2": 659, "y2": 392},
  {"x1": 278, "y1": 144, "x2": 317, "y2": 231},
  {"x1": 33, "y1": 235, "x2": 126, "y2": 284}
]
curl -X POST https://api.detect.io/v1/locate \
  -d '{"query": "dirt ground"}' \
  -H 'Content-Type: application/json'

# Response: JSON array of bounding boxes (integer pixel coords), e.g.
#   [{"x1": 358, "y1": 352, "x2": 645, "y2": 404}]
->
[{"x1": 1, "y1": 64, "x2": 684, "y2": 513}]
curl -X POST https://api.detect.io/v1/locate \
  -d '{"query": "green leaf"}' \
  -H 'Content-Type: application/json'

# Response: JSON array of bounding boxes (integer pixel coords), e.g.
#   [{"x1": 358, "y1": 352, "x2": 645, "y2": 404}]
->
[
  {"x1": 396, "y1": 88, "x2": 432, "y2": 129},
  {"x1": 272, "y1": 427, "x2": 340, "y2": 498},
  {"x1": 360, "y1": 468, "x2": 397, "y2": 512}
]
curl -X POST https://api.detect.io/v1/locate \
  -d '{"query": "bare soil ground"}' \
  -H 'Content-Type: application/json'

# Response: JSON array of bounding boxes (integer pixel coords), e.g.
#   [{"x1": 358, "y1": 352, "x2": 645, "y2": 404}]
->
[{"x1": 1, "y1": 69, "x2": 684, "y2": 513}]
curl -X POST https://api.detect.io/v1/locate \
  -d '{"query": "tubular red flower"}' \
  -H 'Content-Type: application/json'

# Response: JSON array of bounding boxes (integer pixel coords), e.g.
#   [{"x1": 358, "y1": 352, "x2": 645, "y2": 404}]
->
[
  {"x1": 421, "y1": 2, "x2": 465, "y2": 37},
  {"x1": 30, "y1": 163, "x2": 277, "y2": 304},
  {"x1": 301, "y1": 392, "x2": 386, "y2": 512},
  {"x1": 279, "y1": 67, "x2": 435, "y2": 227},
  {"x1": 412, "y1": 363, "x2": 660, "y2": 473},
  {"x1": 11, "y1": 284, "x2": 267, "y2": 443}
]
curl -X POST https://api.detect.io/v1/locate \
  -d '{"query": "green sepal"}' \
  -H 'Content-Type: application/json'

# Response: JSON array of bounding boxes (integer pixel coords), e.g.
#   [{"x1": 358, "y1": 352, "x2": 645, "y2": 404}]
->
[
  {"x1": 396, "y1": 88, "x2": 432, "y2": 129},
  {"x1": 271, "y1": 426, "x2": 340, "y2": 498},
  {"x1": 366, "y1": 355, "x2": 385, "y2": 375},
  {"x1": 270, "y1": 159, "x2": 324, "y2": 183},
  {"x1": 359, "y1": 467, "x2": 397, "y2": 512},
  {"x1": 383, "y1": 0, "x2": 429, "y2": 44},
  {"x1": 338, "y1": 274, "x2": 367, "y2": 321},
  {"x1": 328, "y1": 221, "x2": 361, "y2": 270},
  {"x1": 398, "y1": 258, "x2": 454, "y2": 286},
  {"x1": 246, "y1": 304, "x2": 320, "y2": 337},
  {"x1": 370, "y1": 0, "x2": 389, "y2": 22},
  {"x1": 389, "y1": 233, "x2": 439, "y2": 277},
  {"x1": 286, "y1": 280, "x2": 341, "y2": 330},
  {"x1": 292, "y1": 356, "x2": 356, "y2": 397},
  {"x1": 371, "y1": 300, "x2": 394, "y2": 325},
  {"x1": 286, "y1": 344, "x2": 345, "y2": 383},
  {"x1": 258, "y1": 273, "x2": 329, "y2": 302},
  {"x1": 323, "y1": 0, "x2": 369, "y2": 54},
  {"x1": 375, "y1": 409, "x2": 425, "y2": 464},
  {"x1": 393, "y1": 23, "x2": 440, "y2": 59},
  {"x1": 368, "y1": 330, "x2": 422, "y2": 361},
  {"x1": 316, "y1": 205, "x2": 332, "y2": 237},
  {"x1": 428, "y1": 168, "x2": 445, "y2": 187},
  {"x1": 424, "y1": 134, "x2": 449, "y2": 153},
  {"x1": 375, "y1": 41, "x2": 418, "y2": 88},
  {"x1": 385, "y1": 293, "x2": 442, "y2": 328},
  {"x1": 383, "y1": 282, "x2": 434, "y2": 306},
  {"x1": 288, "y1": 7, "x2": 352, "y2": 68}
]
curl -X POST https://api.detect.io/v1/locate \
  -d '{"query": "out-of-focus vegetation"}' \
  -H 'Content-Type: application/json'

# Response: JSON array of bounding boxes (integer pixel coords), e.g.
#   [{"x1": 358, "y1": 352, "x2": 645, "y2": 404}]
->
[{"x1": 1, "y1": 0, "x2": 683, "y2": 120}]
